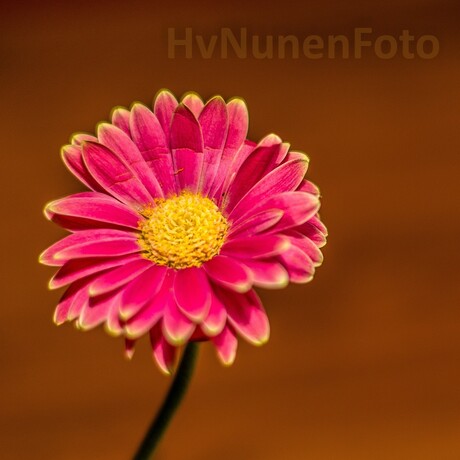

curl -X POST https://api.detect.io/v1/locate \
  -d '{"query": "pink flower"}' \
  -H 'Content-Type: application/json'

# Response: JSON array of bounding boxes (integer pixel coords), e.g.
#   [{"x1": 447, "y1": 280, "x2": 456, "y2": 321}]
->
[{"x1": 40, "y1": 90, "x2": 327, "y2": 374}]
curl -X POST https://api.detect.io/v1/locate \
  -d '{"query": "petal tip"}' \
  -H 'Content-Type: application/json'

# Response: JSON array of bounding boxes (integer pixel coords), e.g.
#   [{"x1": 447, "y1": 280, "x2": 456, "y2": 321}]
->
[
  {"x1": 162, "y1": 323, "x2": 191, "y2": 346},
  {"x1": 95, "y1": 121, "x2": 111, "y2": 137},
  {"x1": 47, "y1": 278, "x2": 58, "y2": 290},
  {"x1": 234, "y1": 281, "x2": 253, "y2": 294},
  {"x1": 227, "y1": 96, "x2": 248, "y2": 108},
  {"x1": 52, "y1": 311, "x2": 66, "y2": 326},
  {"x1": 278, "y1": 275, "x2": 290, "y2": 289},
  {"x1": 180, "y1": 90, "x2": 203, "y2": 101},
  {"x1": 88, "y1": 286, "x2": 101, "y2": 298},
  {"x1": 278, "y1": 238, "x2": 292, "y2": 253},
  {"x1": 259, "y1": 272, "x2": 289, "y2": 290},
  {"x1": 110, "y1": 105, "x2": 129, "y2": 116},
  {"x1": 104, "y1": 323, "x2": 123, "y2": 337},
  {"x1": 43, "y1": 202, "x2": 55, "y2": 220},
  {"x1": 156, "y1": 362, "x2": 173, "y2": 376},
  {"x1": 60, "y1": 144, "x2": 73, "y2": 158},
  {"x1": 264, "y1": 133, "x2": 283, "y2": 144},
  {"x1": 124, "y1": 349, "x2": 135, "y2": 360},
  {"x1": 156, "y1": 88, "x2": 174, "y2": 97},
  {"x1": 129, "y1": 101, "x2": 148, "y2": 112},
  {"x1": 119, "y1": 309, "x2": 131, "y2": 321},
  {"x1": 163, "y1": 332, "x2": 187, "y2": 347},
  {"x1": 201, "y1": 324, "x2": 222, "y2": 337},
  {"x1": 293, "y1": 274, "x2": 315, "y2": 284},
  {"x1": 219, "y1": 355, "x2": 236, "y2": 367},
  {"x1": 154, "y1": 88, "x2": 177, "y2": 106},
  {"x1": 38, "y1": 250, "x2": 47, "y2": 265},
  {"x1": 124, "y1": 327, "x2": 140, "y2": 340},
  {"x1": 252, "y1": 331, "x2": 270, "y2": 347}
]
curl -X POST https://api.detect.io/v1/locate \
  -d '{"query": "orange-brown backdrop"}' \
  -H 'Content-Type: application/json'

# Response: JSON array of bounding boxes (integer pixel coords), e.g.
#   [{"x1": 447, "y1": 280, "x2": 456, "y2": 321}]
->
[{"x1": 1, "y1": 1, "x2": 459, "y2": 459}]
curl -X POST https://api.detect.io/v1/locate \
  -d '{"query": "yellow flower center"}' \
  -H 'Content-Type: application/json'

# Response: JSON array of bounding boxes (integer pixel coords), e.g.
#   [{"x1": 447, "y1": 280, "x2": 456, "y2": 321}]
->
[{"x1": 138, "y1": 191, "x2": 229, "y2": 269}]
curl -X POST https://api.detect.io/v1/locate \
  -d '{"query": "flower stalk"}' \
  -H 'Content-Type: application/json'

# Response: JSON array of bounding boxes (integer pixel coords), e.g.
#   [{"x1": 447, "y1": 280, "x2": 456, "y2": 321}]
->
[{"x1": 133, "y1": 342, "x2": 199, "y2": 460}]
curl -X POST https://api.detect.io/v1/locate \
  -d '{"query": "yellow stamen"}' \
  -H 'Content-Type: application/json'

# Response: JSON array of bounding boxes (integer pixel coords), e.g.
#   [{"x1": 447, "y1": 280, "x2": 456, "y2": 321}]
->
[{"x1": 138, "y1": 191, "x2": 228, "y2": 269}]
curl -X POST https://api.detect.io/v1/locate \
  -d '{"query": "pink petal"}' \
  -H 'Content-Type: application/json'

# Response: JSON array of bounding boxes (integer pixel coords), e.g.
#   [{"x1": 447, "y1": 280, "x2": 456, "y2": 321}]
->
[
  {"x1": 170, "y1": 104, "x2": 204, "y2": 192},
  {"x1": 285, "y1": 230, "x2": 324, "y2": 266},
  {"x1": 204, "y1": 256, "x2": 252, "y2": 293},
  {"x1": 224, "y1": 134, "x2": 282, "y2": 211},
  {"x1": 54, "y1": 278, "x2": 89, "y2": 325},
  {"x1": 119, "y1": 265, "x2": 167, "y2": 320},
  {"x1": 82, "y1": 141, "x2": 153, "y2": 208},
  {"x1": 120, "y1": 264, "x2": 168, "y2": 320},
  {"x1": 130, "y1": 103, "x2": 177, "y2": 196},
  {"x1": 61, "y1": 144, "x2": 104, "y2": 192},
  {"x1": 130, "y1": 103, "x2": 167, "y2": 150},
  {"x1": 71, "y1": 133, "x2": 97, "y2": 146},
  {"x1": 181, "y1": 92, "x2": 204, "y2": 117},
  {"x1": 150, "y1": 323, "x2": 177, "y2": 374},
  {"x1": 162, "y1": 289, "x2": 195, "y2": 346},
  {"x1": 78, "y1": 290, "x2": 120, "y2": 331},
  {"x1": 212, "y1": 325, "x2": 238, "y2": 366},
  {"x1": 142, "y1": 154, "x2": 177, "y2": 197},
  {"x1": 124, "y1": 272, "x2": 172, "y2": 339},
  {"x1": 279, "y1": 245, "x2": 315, "y2": 283},
  {"x1": 44, "y1": 192, "x2": 142, "y2": 231},
  {"x1": 303, "y1": 226, "x2": 327, "y2": 247},
  {"x1": 199, "y1": 96, "x2": 229, "y2": 194},
  {"x1": 241, "y1": 259, "x2": 289, "y2": 289},
  {"x1": 308, "y1": 214, "x2": 328, "y2": 236},
  {"x1": 111, "y1": 107, "x2": 131, "y2": 135},
  {"x1": 64, "y1": 274, "x2": 104, "y2": 322},
  {"x1": 174, "y1": 268, "x2": 211, "y2": 322},
  {"x1": 104, "y1": 290, "x2": 125, "y2": 336},
  {"x1": 174, "y1": 149, "x2": 204, "y2": 193},
  {"x1": 297, "y1": 217, "x2": 327, "y2": 248},
  {"x1": 275, "y1": 142, "x2": 291, "y2": 164},
  {"x1": 245, "y1": 192, "x2": 320, "y2": 233},
  {"x1": 216, "y1": 288, "x2": 270, "y2": 345},
  {"x1": 40, "y1": 229, "x2": 138, "y2": 266},
  {"x1": 228, "y1": 158, "x2": 309, "y2": 219},
  {"x1": 223, "y1": 98, "x2": 249, "y2": 151},
  {"x1": 124, "y1": 338, "x2": 136, "y2": 360},
  {"x1": 201, "y1": 289, "x2": 227, "y2": 336},
  {"x1": 97, "y1": 123, "x2": 163, "y2": 199},
  {"x1": 154, "y1": 89, "x2": 178, "y2": 142},
  {"x1": 170, "y1": 104, "x2": 203, "y2": 152},
  {"x1": 228, "y1": 209, "x2": 283, "y2": 238},
  {"x1": 88, "y1": 258, "x2": 152, "y2": 297},
  {"x1": 221, "y1": 234, "x2": 290, "y2": 259},
  {"x1": 214, "y1": 140, "x2": 255, "y2": 204},
  {"x1": 124, "y1": 300, "x2": 163, "y2": 339},
  {"x1": 189, "y1": 327, "x2": 208, "y2": 342},
  {"x1": 48, "y1": 254, "x2": 141, "y2": 289},
  {"x1": 54, "y1": 293, "x2": 73, "y2": 325},
  {"x1": 210, "y1": 98, "x2": 249, "y2": 196},
  {"x1": 297, "y1": 179, "x2": 320, "y2": 196},
  {"x1": 41, "y1": 229, "x2": 139, "y2": 265},
  {"x1": 285, "y1": 151, "x2": 309, "y2": 162},
  {"x1": 67, "y1": 281, "x2": 91, "y2": 321}
]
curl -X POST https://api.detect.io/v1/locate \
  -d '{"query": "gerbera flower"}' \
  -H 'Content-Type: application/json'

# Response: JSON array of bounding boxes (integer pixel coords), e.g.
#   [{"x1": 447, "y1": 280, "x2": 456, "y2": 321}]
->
[{"x1": 40, "y1": 90, "x2": 327, "y2": 374}]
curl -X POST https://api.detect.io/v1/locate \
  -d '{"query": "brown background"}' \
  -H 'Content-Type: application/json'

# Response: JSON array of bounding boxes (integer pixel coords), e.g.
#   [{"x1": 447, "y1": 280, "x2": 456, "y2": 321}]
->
[{"x1": 1, "y1": 1, "x2": 459, "y2": 459}]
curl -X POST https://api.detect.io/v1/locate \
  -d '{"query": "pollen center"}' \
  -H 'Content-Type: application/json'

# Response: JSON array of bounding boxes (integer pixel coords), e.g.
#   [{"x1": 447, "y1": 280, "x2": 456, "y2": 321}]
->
[{"x1": 138, "y1": 191, "x2": 229, "y2": 269}]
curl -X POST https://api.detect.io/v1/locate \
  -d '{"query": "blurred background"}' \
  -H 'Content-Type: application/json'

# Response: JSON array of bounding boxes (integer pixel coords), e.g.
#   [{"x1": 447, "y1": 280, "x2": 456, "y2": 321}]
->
[{"x1": 1, "y1": 0, "x2": 459, "y2": 458}]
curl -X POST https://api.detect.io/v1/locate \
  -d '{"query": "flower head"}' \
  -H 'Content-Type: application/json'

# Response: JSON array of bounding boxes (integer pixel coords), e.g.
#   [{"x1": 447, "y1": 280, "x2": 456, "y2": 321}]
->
[{"x1": 40, "y1": 90, "x2": 327, "y2": 373}]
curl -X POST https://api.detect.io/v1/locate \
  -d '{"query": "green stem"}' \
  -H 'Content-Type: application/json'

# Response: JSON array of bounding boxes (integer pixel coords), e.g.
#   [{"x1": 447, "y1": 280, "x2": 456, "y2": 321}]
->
[{"x1": 133, "y1": 342, "x2": 199, "y2": 460}]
